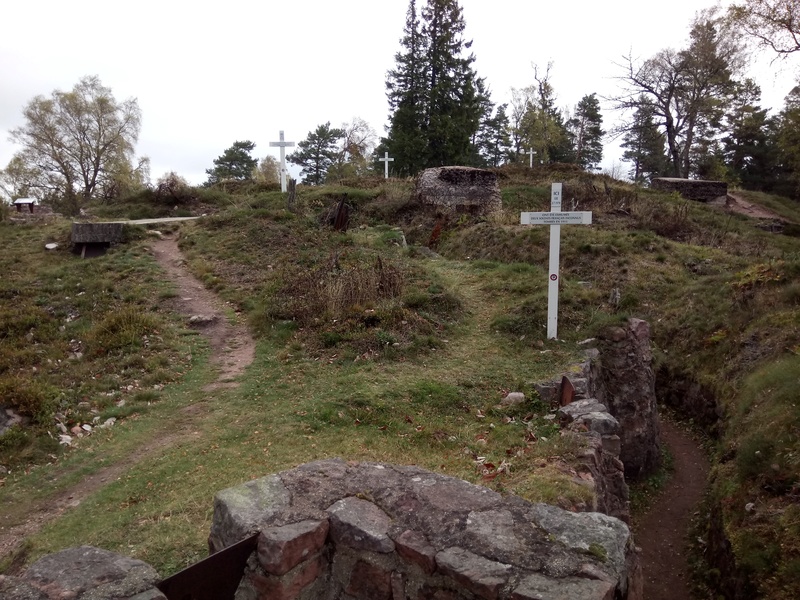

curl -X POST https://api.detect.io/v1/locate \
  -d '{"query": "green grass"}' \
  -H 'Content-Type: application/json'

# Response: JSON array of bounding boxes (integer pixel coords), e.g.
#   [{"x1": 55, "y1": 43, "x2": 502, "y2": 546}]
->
[
  {"x1": 2, "y1": 172, "x2": 800, "y2": 598},
  {"x1": 0, "y1": 221, "x2": 196, "y2": 468}
]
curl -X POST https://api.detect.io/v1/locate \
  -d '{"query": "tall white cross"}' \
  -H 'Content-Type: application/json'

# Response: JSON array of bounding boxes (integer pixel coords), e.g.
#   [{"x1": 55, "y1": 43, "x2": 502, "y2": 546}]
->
[
  {"x1": 269, "y1": 130, "x2": 295, "y2": 192},
  {"x1": 520, "y1": 183, "x2": 593, "y2": 340},
  {"x1": 525, "y1": 148, "x2": 536, "y2": 168},
  {"x1": 379, "y1": 151, "x2": 394, "y2": 179}
]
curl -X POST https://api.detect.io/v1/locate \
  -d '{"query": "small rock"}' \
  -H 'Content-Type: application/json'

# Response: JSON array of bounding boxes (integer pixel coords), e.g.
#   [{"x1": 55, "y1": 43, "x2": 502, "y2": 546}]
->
[
  {"x1": 70, "y1": 426, "x2": 82, "y2": 435},
  {"x1": 81, "y1": 424, "x2": 92, "y2": 432},
  {"x1": 45, "y1": 243, "x2": 59, "y2": 250},
  {"x1": 745, "y1": 502, "x2": 756, "y2": 513},
  {"x1": 56, "y1": 422, "x2": 68, "y2": 434},
  {"x1": 500, "y1": 392, "x2": 526, "y2": 407},
  {"x1": 188, "y1": 314, "x2": 216, "y2": 326},
  {"x1": 77, "y1": 402, "x2": 91, "y2": 410},
  {"x1": 99, "y1": 418, "x2": 116, "y2": 429},
  {"x1": 59, "y1": 434, "x2": 72, "y2": 445}
]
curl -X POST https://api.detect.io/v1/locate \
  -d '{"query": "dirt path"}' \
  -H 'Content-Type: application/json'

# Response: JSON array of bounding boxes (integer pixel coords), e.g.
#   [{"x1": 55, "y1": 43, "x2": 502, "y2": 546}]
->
[
  {"x1": 0, "y1": 234, "x2": 255, "y2": 567},
  {"x1": 150, "y1": 236, "x2": 255, "y2": 390},
  {"x1": 712, "y1": 193, "x2": 786, "y2": 221},
  {"x1": 635, "y1": 418, "x2": 710, "y2": 600}
]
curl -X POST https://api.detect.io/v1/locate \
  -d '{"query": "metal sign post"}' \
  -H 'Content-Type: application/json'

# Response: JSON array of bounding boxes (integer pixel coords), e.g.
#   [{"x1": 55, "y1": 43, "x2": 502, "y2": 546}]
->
[{"x1": 520, "y1": 183, "x2": 593, "y2": 340}]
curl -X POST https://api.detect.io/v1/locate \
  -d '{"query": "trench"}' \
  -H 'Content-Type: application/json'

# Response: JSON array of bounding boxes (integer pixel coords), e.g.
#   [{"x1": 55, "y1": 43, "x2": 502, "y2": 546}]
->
[{"x1": 633, "y1": 415, "x2": 710, "y2": 600}]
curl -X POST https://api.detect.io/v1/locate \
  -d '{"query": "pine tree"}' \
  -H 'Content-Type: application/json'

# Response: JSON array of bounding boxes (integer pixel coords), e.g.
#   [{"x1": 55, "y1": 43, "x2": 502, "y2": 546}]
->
[
  {"x1": 205, "y1": 141, "x2": 258, "y2": 185},
  {"x1": 475, "y1": 103, "x2": 512, "y2": 167},
  {"x1": 722, "y1": 79, "x2": 778, "y2": 190},
  {"x1": 287, "y1": 123, "x2": 344, "y2": 185},
  {"x1": 385, "y1": 0, "x2": 428, "y2": 176},
  {"x1": 620, "y1": 99, "x2": 668, "y2": 184},
  {"x1": 518, "y1": 63, "x2": 571, "y2": 164},
  {"x1": 384, "y1": 0, "x2": 486, "y2": 174},
  {"x1": 567, "y1": 94, "x2": 605, "y2": 170},
  {"x1": 775, "y1": 85, "x2": 800, "y2": 199}
]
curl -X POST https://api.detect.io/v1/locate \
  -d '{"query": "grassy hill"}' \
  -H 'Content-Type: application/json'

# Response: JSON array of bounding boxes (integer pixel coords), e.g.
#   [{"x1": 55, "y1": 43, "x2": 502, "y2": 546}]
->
[{"x1": 1, "y1": 168, "x2": 799, "y2": 598}]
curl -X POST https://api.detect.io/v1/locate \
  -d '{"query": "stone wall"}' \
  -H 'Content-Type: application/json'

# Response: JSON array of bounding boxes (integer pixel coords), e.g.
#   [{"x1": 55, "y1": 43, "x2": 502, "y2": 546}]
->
[
  {"x1": 415, "y1": 167, "x2": 502, "y2": 215},
  {"x1": 595, "y1": 319, "x2": 661, "y2": 480},
  {"x1": 71, "y1": 222, "x2": 124, "y2": 244},
  {"x1": 651, "y1": 178, "x2": 727, "y2": 202},
  {"x1": 210, "y1": 459, "x2": 642, "y2": 600}
]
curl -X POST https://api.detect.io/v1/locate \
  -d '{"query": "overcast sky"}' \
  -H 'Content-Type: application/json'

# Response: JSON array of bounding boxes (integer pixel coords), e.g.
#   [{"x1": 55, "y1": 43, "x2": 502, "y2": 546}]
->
[{"x1": 1, "y1": 0, "x2": 797, "y2": 185}]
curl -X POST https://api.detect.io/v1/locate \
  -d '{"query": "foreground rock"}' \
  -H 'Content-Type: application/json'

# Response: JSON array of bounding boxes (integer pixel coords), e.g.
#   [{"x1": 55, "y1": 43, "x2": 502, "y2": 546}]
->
[
  {"x1": 0, "y1": 546, "x2": 165, "y2": 599},
  {"x1": 210, "y1": 458, "x2": 642, "y2": 600}
]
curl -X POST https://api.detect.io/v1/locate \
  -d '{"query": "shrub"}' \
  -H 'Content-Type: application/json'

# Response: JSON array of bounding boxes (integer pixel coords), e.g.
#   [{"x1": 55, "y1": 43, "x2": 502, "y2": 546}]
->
[
  {"x1": 86, "y1": 308, "x2": 162, "y2": 356},
  {"x1": 0, "y1": 377, "x2": 57, "y2": 425}
]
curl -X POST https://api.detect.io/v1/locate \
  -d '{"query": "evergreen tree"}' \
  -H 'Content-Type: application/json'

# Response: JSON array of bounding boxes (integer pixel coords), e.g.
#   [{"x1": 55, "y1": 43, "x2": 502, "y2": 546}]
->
[
  {"x1": 775, "y1": 85, "x2": 800, "y2": 199},
  {"x1": 287, "y1": 123, "x2": 344, "y2": 185},
  {"x1": 475, "y1": 103, "x2": 513, "y2": 167},
  {"x1": 566, "y1": 94, "x2": 605, "y2": 170},
  {"x1": 620, "y1": 99, "x2": 668, "y2": 184},
  {"x1": 722, "y1": 79, "x2": 779, "y2": 190},
  {"x1": 384, "y1": 0, "x2": 487, "y2": 174},
  {"x1": 518, "y1": 63, "x2": 571, "y2": 164},
  {"x1": 205, "y1": 141, "x2": 258, "y2": 185},
  {"x1": 385, "y1": 0, "x2": 428, "y2": 176}
]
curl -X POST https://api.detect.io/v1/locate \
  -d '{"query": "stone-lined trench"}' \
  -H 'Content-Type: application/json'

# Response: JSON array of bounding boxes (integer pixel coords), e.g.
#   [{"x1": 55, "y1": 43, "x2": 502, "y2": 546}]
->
[{"x1": 1, "y1": 317, "x2": 715, "y2": 600}]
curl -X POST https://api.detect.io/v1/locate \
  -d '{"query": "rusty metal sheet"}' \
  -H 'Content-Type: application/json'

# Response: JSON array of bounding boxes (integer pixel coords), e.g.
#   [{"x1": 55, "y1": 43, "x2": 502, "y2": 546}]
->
[{"x1": 156, "y1": 533, "x2": 259, "y2": 600}]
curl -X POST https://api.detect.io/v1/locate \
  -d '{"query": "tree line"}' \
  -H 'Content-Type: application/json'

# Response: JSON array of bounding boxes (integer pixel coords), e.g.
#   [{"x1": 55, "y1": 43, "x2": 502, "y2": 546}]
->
[{"x1": 1, "y1": 0, "x2": 799, "y2": 212}]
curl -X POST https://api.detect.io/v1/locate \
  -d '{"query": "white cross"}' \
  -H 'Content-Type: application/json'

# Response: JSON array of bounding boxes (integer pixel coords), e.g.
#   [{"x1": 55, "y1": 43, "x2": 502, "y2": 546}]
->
[
  {"x1": 269, "y1": 130, "x2": 295, "y2": 192},
  {"x1": 379, "y1": 151, "x2": 394, "y2": 179},
  {"x1": 520, "y1": 183, "x2": 593, "y2": 340},
  {"x1": 525, "y1": 148, "x2": 536, "y2": 168}
]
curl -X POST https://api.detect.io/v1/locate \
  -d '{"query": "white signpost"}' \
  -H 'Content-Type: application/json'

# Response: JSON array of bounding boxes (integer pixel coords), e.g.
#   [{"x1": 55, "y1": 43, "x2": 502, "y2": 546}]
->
[
  {"x1": 520, "y1": 183, "x2": 593, "y2": 340},
  {"x1": 269, "y1": 130, "x2": 295, "y2": 192},
  {"x1": 379, "y1": 151, "x2": 394, "y2": 179}
]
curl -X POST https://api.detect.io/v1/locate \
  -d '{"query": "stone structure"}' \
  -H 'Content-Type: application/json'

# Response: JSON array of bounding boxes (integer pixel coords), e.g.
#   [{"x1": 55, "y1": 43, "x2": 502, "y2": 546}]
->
[
  {"x1": 651, "y1": 177, "x2": 727, "y2": 202},
  {"x1": 209, "y1": 458, "x2": 642, "y2": 600},
  {"x1": 533, "y1": 350, "x2": 630, "y2": 523},
  {"x1": 416, "y1": 167, "x2": 501, "y2": 215},
  {"x1": 0, "y1": 546, "x2": 165, "y2": 599},
  {"x1": 71, "y1": 222, "x2": 125, "y2": 244},
  {"x1": 595, "y1": 319, "x2": 661, "y2": 479}
]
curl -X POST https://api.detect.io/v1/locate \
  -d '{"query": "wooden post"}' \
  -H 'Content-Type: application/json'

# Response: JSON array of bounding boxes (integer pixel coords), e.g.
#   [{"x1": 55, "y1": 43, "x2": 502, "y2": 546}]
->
[{"x1": 287, "y1": 178, "x2": 297, "y2": 212}]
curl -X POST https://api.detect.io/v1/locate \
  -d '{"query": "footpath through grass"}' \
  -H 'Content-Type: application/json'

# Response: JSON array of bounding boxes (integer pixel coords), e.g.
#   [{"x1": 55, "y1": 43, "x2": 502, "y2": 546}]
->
[
  {"x1": 1, "y1": 217, "x2": 590, "y2": 575},
  {"x1": 3, "y1": 172, "x2": 800, "y2": 598}
]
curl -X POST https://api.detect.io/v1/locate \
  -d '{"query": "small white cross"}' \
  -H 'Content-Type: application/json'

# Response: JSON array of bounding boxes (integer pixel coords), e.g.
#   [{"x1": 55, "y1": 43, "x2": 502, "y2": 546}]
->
[
  {"x1": 379, "y1": 151, "x2": 394, "y2": 179},
  {"x1": 269, "y1": 130, "x2": 295, "y2": 192}
]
